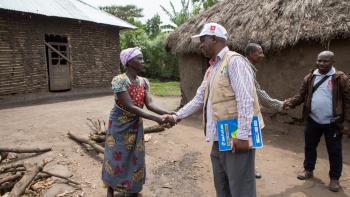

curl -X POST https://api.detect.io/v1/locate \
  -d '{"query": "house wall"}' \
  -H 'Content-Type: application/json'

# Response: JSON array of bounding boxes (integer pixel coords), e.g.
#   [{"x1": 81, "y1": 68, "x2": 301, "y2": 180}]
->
[
  {"x1": 178, "y1": 54, "x2": 208, "y2": 106},
  {"x1": 178, "y1": 39, "x2": 350, "y2": 108},
  {"x1": 257, "y1": 39, "x2": 350, "y2": 102},
  {"x1": 0, "y1": 10, "x2": 120, "y2": 96}
]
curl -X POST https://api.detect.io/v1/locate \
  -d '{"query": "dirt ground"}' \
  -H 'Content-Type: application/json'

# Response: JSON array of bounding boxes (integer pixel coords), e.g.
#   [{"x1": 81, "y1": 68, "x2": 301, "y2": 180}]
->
[{"x1": 1, "y1": 95, "x2": 350, "y2": 197}]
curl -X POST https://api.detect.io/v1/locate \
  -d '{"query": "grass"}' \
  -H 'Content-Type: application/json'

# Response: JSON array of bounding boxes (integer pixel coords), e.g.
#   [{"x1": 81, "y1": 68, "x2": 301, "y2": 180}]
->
[{"x1": 149, "y1": 79, "x2": 181, "y2": 97}]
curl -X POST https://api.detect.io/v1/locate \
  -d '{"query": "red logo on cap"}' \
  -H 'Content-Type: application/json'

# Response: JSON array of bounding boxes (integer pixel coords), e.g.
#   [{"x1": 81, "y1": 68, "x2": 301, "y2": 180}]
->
[{"x1": 210, "y1": 25, "x2": 216, "y2": 31}]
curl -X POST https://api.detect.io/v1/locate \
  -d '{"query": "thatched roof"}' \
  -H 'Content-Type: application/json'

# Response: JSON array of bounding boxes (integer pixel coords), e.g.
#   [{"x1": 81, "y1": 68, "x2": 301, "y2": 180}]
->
[{"x1": 166, "y1": 0, "x2": 350, "y2": 55}]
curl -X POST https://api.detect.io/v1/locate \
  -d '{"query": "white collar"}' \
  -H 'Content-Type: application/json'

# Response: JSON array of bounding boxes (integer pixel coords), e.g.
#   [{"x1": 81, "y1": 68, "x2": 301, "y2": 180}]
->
[
  {"x1": 215, "y1": 47, "x2": 229, "y2": 63},
  {"x1": 313, "y1": 67, "x2": 336, "y2": 76}
]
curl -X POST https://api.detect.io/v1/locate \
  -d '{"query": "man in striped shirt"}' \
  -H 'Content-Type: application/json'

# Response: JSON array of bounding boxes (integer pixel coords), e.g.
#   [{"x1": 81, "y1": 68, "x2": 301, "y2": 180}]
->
[
  {"x1": 245, "y1": 43, "x2": 284, "y2": 179},
  {"x1": 245, "y1": 43, "x2": 284, "y2": 112},
  {"x1": 166, "y1": 23, "x2": 260, "y2": 197}
]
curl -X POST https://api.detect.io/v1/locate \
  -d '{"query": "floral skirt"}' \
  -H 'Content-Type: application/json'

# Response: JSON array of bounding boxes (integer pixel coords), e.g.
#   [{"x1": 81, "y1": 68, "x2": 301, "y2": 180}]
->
[{"x1": 102, "y1": 105, "x2": 145, "y2": 193}]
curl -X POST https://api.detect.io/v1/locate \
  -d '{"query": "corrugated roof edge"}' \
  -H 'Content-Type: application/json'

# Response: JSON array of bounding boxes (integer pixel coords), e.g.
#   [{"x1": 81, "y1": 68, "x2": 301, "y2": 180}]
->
[
  {"x1": 76, "y1": 0, "x2": 136, "y2": 29},
  {"x1": 0, "y1": 0, "x2": 136, "y2": 29}
]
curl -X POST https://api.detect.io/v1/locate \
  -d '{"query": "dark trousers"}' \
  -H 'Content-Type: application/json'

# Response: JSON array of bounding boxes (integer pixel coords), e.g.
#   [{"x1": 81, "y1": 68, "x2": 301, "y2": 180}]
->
[
  {"x1": 210, "y1": 142, "x2": 256, "y2": 197},
  {"x1": 304, "y1": 118, "x2": 343, "y2": 180}
]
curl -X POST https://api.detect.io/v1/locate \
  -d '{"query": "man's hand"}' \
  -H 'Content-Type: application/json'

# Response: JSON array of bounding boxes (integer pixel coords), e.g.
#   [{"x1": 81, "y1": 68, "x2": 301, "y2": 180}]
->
[{"x1": 232, "y1": 138, "x2": 249, "y2": 152}]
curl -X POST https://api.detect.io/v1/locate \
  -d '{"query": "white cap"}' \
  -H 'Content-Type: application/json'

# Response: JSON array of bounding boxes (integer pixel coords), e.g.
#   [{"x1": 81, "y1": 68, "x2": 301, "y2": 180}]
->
[{"x1": 191, "y1": 22, "x2": 228, "y2": 43}]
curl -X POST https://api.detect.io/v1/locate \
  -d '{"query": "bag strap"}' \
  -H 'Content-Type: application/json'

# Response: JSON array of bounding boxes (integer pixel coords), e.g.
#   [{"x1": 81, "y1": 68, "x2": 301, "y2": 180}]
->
[{"x1": 312, "y1": 75, "x2": 331, "y2": 93}]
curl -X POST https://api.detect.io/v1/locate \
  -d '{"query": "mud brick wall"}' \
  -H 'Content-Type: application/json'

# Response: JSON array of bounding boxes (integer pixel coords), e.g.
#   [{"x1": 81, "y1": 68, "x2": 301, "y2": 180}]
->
[
  {"x1": 178, "y1": 40, "x2": 350, "y2": 107},
  {"x1": 0, "y1": 10, "x2": 120, "y2": 96}
]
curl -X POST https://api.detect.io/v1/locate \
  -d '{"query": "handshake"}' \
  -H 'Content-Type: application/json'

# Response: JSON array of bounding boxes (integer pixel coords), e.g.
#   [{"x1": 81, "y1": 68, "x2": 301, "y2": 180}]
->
[
  {"x1": 158, "y1": 113, "x2": 179, "y2": 129},
  {"x1": 282, "y1": 99, "x2": 293, "y2": 110}
]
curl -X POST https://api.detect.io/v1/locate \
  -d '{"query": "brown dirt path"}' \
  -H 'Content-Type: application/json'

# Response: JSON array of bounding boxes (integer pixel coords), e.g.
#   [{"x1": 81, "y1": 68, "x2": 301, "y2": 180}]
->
[{"x1": 0, "y1": 95, "x2": 349, "y2": 197}]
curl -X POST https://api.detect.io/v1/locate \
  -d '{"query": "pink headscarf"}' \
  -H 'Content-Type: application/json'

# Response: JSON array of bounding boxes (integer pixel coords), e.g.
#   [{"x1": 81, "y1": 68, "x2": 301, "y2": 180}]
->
[{"x1": 120, "y1": 47, "x2": 142, "y2": 66}]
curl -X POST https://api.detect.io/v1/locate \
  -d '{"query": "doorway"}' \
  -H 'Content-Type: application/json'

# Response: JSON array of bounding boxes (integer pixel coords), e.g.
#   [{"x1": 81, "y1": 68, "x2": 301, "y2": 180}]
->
[{"x1": 45, "y1": 34, "x2": 71, "y2": 91}]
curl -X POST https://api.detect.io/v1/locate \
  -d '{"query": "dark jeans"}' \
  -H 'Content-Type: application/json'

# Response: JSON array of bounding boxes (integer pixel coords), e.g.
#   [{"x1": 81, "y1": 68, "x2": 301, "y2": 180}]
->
[{"x1": 304, "y1": 117, "x2": 343, "y2": 180}]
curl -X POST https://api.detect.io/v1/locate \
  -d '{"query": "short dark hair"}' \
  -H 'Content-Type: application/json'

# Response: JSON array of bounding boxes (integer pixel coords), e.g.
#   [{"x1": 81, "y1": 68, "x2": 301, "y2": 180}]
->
[{"x1": 245, "y1": 43, "x2": 261, "y2": 56}]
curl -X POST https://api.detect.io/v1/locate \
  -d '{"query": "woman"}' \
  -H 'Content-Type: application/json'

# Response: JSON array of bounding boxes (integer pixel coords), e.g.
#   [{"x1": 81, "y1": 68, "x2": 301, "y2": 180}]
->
[{"x1": 102, "y1": 47, "x2": 171, "y2": 197}]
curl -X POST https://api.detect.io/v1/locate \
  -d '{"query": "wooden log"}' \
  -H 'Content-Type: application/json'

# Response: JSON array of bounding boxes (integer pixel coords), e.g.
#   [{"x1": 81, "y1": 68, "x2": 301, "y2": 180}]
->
[
  {"x1": 0, "y1": 172, "x2": 24, "y2": 185},
  {"x1": 88, "y1": 125, "x2": 165, "y2": 144},
  {"x1": 67, "y1": 132, "x2": 104, "y2": 154},
  {"x1": 89, "y1": 134, "x2": 106, "y2": 143},
  {"x1": 0, "y1": 152, "x2": 9, "y2": 162},
  {"x1": 144, "y1": 125, "x2": 165, "y2": 134},
  {"x1": 8, "y1": 162, "x2": 46, "y2": 197},
  {"x1": 0, "y1": 147, "x2": 52, "y2": 153},
  {"x1": 2, "y1": 167, "x2": 26, "y2": 173},
  {"x1": 33, "y1": 174, "x2": 51, "y2": 181},
  {"x1": 0, "y1": 163, "x2": 24, "y2": 174},
  {"x1": 87, "y1": 118, "x2": 106, "y2": 134},
  {"x1": 41, "y1": 171, "x2": 80, "y2": 185},
  {"x1": 0, "y1": 181, "x2": 16, "y2": 191},
  {"x1": 30, "y1": 174, "x2": 52, "y2": 191}
]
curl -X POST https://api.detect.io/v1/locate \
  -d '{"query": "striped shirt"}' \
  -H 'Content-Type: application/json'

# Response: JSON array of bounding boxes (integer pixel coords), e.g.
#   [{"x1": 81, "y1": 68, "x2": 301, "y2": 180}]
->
[
  {"x1": 249, "y1": 63, "x2": 284, "y2": 111},
  {"x1": 176, "y1": 47, "x2": 254, "y2": 141}
]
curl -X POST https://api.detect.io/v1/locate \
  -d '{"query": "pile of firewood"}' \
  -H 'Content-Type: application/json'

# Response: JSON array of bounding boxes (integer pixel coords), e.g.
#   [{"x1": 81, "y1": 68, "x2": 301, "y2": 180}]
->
[
  {"x1": 67, "y1": 118, "x2": 166, "y2": 155},
  {"x1": 87, "y1": 118, "x2": 107, "y2": 145},
  {"x1": 0, "y1": 148, "x2": 80, "y2": 197},
  {"x1": 87, "y1": 118, "x2": 165, "y2": 145}
]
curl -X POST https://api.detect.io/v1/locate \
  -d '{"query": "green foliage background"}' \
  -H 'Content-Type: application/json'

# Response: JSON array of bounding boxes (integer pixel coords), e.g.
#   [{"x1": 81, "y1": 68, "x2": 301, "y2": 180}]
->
[
  {"x1": 119, "y1": 16, "x2": 179, "y2": 81},
  {"x1": 101, "y1": 1, "x2": 218, "y2": 81}
]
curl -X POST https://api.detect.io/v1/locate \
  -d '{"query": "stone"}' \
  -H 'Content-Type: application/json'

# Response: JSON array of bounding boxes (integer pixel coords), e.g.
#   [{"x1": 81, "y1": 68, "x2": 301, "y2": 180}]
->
[
  {"x1": 46, "y1": 165, "x2": 72, "y2": 178},
  {"x1": 42, "y1": 184, "x2": 76, "y2": 197}
]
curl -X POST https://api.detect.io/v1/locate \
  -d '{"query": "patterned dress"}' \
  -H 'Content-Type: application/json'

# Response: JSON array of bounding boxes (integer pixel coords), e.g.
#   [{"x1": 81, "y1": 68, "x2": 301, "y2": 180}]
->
[{"x1": 102, "y1": 73, "x2": 149, "y2": 193}]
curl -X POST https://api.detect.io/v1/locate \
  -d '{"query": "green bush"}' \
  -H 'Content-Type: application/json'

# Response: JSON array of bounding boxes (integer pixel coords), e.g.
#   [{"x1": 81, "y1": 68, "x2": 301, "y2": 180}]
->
[
  {"x1": 120, "y1": 31, "x2": 179, "y2": 81},
  {"x1": 143, "y1": 33, "x2": 179, "y2": 81}
]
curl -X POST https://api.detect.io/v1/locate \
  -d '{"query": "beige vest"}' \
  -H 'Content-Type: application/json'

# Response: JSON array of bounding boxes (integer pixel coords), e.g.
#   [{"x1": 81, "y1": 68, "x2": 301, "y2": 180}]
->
[{"x1": 203, "y1": 51, "x2": 265, "y2": 130}]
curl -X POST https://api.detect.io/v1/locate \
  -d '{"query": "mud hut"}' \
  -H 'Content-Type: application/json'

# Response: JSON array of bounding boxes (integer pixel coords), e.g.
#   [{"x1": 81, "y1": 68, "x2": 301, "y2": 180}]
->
[
  {"x1": 166, "y1": 0, "x2": 350, "y2": 106},
  {"x1": 0, "y1": 0, "x2": 134, "y2": 97}
]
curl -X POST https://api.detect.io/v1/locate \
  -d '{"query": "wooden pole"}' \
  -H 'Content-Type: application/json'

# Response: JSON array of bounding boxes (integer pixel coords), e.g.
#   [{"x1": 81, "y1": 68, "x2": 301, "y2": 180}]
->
[
  {"x1": 1, "y1": 167, "x2": 26, "y2": 173},
  {"x1": 67, "y1": 132, "x2": 104, "y2": 154},
  {"x1": 0, "y1": 152, "x2": 9, "y2": 162},
  {"x1": 0, "y1": 163, "x2": 24, "y2": 174},
  {"x1": 89, "y1": 134, "x2": 106, "y2": 143},
  {"x1": 144, "y1": 125, "x2": 165, "y2": 134},
  {"x1": 41, "y1": 171, "x2": 80, "y2": 185},
  {"x1": 0, "y1": 181, "x2": 16, "y2": 191},
  {"x1": 0, "y1": 147, "x2": 52, "y2": 153},
  {"x1": 0, "y1": 172, "x2": 24, "y2": 185},
  {"x1": 8, "y1": 162, "x2": 46, "y2": 197}
]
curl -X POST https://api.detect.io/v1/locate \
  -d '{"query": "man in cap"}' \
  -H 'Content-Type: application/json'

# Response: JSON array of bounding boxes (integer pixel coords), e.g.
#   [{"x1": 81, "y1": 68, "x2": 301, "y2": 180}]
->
[{"x1": 165, "y1": 23, "x2": 263, "y2": 197}]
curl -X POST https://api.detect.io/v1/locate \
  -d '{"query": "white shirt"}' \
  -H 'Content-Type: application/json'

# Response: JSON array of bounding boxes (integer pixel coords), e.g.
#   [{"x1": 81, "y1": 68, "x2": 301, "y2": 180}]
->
[
  {"x1": 310, "y1": 67, "x2": 335, "y2": 124},
  {"x1": 176, "y1": 47, "x2": 254, "y2": 141}
]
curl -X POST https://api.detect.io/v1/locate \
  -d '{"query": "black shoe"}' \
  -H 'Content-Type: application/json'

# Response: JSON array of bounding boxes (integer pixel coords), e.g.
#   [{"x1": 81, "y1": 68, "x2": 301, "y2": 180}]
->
[
  {"x1": 328, "y1": 179, "x2": 340, "y2": 192},
  {"x1": 297, "y1": 170, "x2": 313, "y2": 180}
]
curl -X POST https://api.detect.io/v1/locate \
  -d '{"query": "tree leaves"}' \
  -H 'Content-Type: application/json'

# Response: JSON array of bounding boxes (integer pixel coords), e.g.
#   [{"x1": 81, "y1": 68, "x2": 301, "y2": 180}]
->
[{"x1": 100, "y1": 5, "x2": 143, "y2": 21}]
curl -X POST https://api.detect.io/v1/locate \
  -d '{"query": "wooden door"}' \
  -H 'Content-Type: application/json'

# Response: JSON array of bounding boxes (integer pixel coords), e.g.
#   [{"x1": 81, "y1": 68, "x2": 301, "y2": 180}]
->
[{"x1": 45, "y1": 42, "x2": 71, "y2": 91}]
